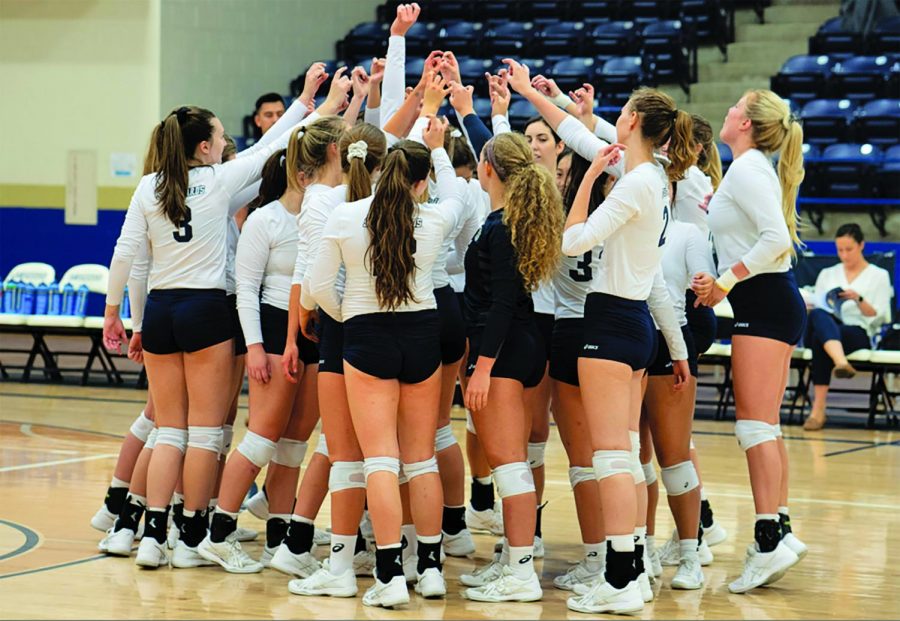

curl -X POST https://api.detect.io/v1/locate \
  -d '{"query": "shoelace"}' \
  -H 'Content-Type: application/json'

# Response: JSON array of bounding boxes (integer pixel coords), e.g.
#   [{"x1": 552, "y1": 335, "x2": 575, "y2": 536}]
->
[{"x1": 224, "y1": 540, "x2": 255, "y2": 566}]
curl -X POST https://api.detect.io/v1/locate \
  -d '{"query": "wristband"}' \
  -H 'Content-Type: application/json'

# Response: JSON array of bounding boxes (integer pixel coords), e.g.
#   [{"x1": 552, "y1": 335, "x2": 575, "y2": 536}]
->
[
  {"x1": 548, "y1": 92, "x2": 574, "y2": 109},
  {"x1": 714, "y1": 268, "x2": 740, "y2": 294}
]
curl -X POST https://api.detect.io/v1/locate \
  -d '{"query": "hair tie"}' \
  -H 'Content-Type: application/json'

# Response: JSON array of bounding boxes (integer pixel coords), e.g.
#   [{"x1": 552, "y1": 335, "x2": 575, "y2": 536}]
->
[
  {"x1": 175, "y1": 106, "x2": 190, "y2": 124},
  {"x1": 782, "y1": 113, "x2": 794, "y2": 130},
  {"x1": 671, "y1": 108, "x2": 678, "y2": 123},
  {"x1": 347, "y1": 140, "x2": 368, "y2": 161},
  {"x1": 450, "y1": 128, "x2": 462, "y2": 139},
  {"x1": 295, "y1": 127, "x2": 306, "y2": 140}
]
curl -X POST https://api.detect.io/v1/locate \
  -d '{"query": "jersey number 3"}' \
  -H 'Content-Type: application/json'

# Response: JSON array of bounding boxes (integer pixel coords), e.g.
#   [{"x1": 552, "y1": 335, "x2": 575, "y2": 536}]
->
[
  {"x1": 658, "y1": 205, "x2": 670, "y2": 247},
  {"x1": 569, "y1": 250, "x2": 593, "y2": 282},
  {"x1": 173, "y1": 208, "x2": 193, "y2": 243}
]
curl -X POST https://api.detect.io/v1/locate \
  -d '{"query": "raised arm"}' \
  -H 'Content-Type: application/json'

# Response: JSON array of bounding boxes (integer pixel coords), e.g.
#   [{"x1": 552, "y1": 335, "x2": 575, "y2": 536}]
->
[{"x1": 381, "y1": 3, "x2": 420, "y2": 128}]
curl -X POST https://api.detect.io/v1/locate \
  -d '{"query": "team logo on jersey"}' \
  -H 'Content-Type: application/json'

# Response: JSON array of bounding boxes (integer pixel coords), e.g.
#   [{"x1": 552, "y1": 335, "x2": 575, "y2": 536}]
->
[{"x1": 186, "y1": 185, "x2": 207, "y2": 197}]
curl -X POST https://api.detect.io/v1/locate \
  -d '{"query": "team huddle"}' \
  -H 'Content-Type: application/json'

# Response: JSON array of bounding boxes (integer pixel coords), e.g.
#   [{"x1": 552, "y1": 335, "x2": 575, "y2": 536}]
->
[{"x1": 96, "y1": 3, "x2": 810, "y2": 614}]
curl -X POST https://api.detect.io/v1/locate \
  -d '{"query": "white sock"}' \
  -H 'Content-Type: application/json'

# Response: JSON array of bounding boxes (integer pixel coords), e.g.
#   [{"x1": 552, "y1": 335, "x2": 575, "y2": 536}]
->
[
  {"x1": 646, "y1": 534, "x2": 656, "y2": 551},
  {"x1": 608, "y1": 534, "x2": 635, "y2": 553},
  {"x1": 214, "y1": 506, "x2": 238, "y2": 519},
  {"x1": 329, "y1": 533, "x2": 357, "y2": 576},
  {"x1": 401, "y1": 524, "x2": 417, "y2": 561},
  {"x1": 110, "y1": 477, "x2": 129, "y2": 488},
  {"x1": 129, "y1": 493, "x2": 147, "y2": 507},
  {"x1": 679, "y1": 538, "x2": 699, "y2": 561},
  {"x1": 499, "y1": 538, "x2": 510, "y2": 565},
  {"x1": 778, "y1": 505, "x2": 789, "y2": 516},
  {"x1": 475, "y1": 475, "x2": 492, "y2": 486},
  {"x1": 508, "y1": 545, "x2": 535, "y2": 579},
  {"x1": 208, "y1": 497, "x2": 218, "y2": 509},
  {"x1": 291, "y1": 514, "x2": 314, "y2": 525},
  {"x1": 584, "y1": 542, "x2": 604, "y2": 570},
  {"x1": 634, "y1": 526, "x2": 647, "y2": 547},
  {"x1": 756, "y1": 513, "x2": 779, "y2": 522}
]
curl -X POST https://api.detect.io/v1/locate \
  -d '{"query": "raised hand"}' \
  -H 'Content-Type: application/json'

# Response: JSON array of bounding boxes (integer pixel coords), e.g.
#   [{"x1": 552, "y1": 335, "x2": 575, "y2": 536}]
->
[
  {"x1": 391, "y1": 3, "x2": 421, "y2": 37},
  {"x1": 439, "y1": 51, "x2": 462, "y2": 84},
  {"x1": 570, "y1": 83, "x2": 596, "y2": 121},
  {"x1": 351, "y1": 66, "x2": 371, "y2": 99},
  {"x1": 423, "y1": 114, "x2": 449, "y2": 150},
  {"x1": 369, "y1": 57, "x2": 386, "y2": 85},
  {"x1": 531, "y1": 74, "x2": 561, "y2": 98},
  {"x1": 422, "y1": 72, "x2": 451, "y2": 115},
  {"x1": 501, "y1": 58, "x2": 534, "y2": 94},
  {"x1": 448, "y1": 80, "x2": 475, "y2": 117},
  {"x1": 300, "y1": 61, "x2": 328, "y2": 104},
  {"x1": 321, "y1": 66, "x2": 352, "y2": 114},
  {"x1": 486, "y1": 69, "x2": 511, "y2": 116}
]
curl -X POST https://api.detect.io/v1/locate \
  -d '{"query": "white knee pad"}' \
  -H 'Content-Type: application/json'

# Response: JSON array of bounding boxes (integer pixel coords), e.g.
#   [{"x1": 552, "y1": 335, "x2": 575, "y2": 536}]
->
[
  {"x1": 398, "y1": 464, "x2": 408, "y2": 485},
  {"x1": 660, "y1": 461, "x2": 700, "y2": 496},
  {"x1": 642, "y1": 462, "x2": 658, "y2": 486},
  {"x1": 773, "y1": 424, "x2": 783, "y2": 438},
  {"x1": 402, "y1": 456, "x2": 439, "y2": 481},
  {"x1": 221, "y1": 424, "x2": 234, "y2": 456},
  {"x1": 592, "y1": 450, "x2": 632, "y2": 481},
  {"x1": 144, "y1": 427, "x2": 159, "y2": 450},
  {"x1": 735, "y1": 420, "x2": 778, "y2": 452},
  {"x1": 434, "y1": 425, "x2": 457, "y2": 452},
  {"x1": 363, "y1": 456, "x2": 400, "y2": 481},
  {"x1": 188, "y1": 426, "x2": 224, "y2": 454},
  {"x1": 156, "y1": 427, "x2": 187, "y2": 452},
  {"x1": 527, "y1": 442, "x2": 546, "y2": 469},
  {"x1": 129, "y1": 411, "x2": 155, "y2": 443},
  {"x1": 236, "y1": 430, "x2": 277, "y2": 468},
  {"x1": 329, "y1": 461, "x2": 366, "y2": 492},
  {"x1": 492, "y1": 462, "x2": 535, "y2": 499},
  {"x1": 465, "y1": 411, "x2": 475, "y2": 434},
  {"x1": 628, "y1": 431, "x2": 644, "y2": 484},
  {"x1": 568, "y1": 466, "x2": 594, "y2": 490},
  {"x1": 272, "y1": 439, "x2": 308, "y2": 467},
  {"x1": 314, "y1": 434, "x2": 329, "y2": 458}
]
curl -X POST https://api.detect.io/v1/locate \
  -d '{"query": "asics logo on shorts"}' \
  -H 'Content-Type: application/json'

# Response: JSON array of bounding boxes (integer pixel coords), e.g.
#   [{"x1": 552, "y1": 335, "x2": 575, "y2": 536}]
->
[
  {"x1": 735, "y1": 322, "x2": 750, "y2": 328},
  {"x1": 332, "y1": 543, "x2": 345, "y2": 553},
  {"x1": 584, "y1": 344, "x2": 599, "y2": 350},
  {"x1": 518, "y1": 555, "x2": 533, "y2": 564}
]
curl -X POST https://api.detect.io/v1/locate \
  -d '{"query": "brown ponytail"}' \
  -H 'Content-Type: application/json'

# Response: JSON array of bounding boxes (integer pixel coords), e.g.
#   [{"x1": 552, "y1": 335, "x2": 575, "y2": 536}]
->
[
  {"x1": 249, "y1": 149, "x2": 288, "y2": 213},
  {"x1": 339, "y1": 122, "x2": 387, "y2": 202},
  {"x1": 628, "y1": 87, "x2": 697, "y2": 182},
  {"x1": 367, "y1": 140, "x2": 431, "y2": 311},
  {"x1": 690, "y1": 114, "x2": 722, "y2": 190},
  {"x1": 155, "y1": 106, "x2": 216, "y2": 225}
]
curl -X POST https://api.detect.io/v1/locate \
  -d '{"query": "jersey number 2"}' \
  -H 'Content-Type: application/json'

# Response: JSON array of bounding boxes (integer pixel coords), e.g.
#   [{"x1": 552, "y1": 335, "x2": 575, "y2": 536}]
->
[
  {"x1": 658, "y1": 205, "x2": 670, "y2": 247},
  {"x1": 569, "y1": 250, "x2": 593, "y2": 282},
  {"x1": 173, "y1": 208, "x2": 193, "y2": 243}
]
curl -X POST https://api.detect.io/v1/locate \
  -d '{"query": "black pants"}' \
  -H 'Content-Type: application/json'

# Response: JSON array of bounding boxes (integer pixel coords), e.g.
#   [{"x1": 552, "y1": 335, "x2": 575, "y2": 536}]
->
[{"x1": 806, "y1": 308, "x2": 869, "y2": 385}]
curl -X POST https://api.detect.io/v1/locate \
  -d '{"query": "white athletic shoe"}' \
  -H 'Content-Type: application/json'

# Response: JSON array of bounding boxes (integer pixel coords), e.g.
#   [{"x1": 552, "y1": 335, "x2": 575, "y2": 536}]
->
[
  {"x1": 245, "y1": 489, "x2": 268, "y2": 520},
  {"x1": 99, "y1": 527, "x2": 135, "y2": 556},
  {"x1": 533, "y1": 536, "x2": 545, "y2": 559},
  {"x1": 171, "y1": 539, "x2": 214, "y2": 568},
  {"x1": 703, "y1": 521, "x2": 728, "y2": 547},
  {"x1": 197, "y1": 535, "x2": 263, "y2": 574},
  {"x1": 91, "y1": 506, "x2": 117, "y2": 532},
  {"x1": 260, "y1": 545, "x2": 277, "y2": 568},
  {"x1": 362, "y1": 575, "x2": 409, "y2": 608},
  {"x1": 781, "y1": 533, "x2": 808, "y2": 560},
  {"x1": 353, "y1": 549, "x2": 376, "y2": 577},
  {"x1": 553, "y1": 557, "x2": 603, "y2": 591},
  {"x1": 671, "y1": 557, "x2": 705, "y2": 590},
  {"x1": 643, "y1": 545, "x2": 655, "y2": 584},
  {"x1": 166, "y1": 522, "x2": 180, "y2": 550},
  {"x1": 288, "y1": 561, "x2": 358, "y2": 598},
  {"x1": 233, "y1": 526, "x2": 258, "y2": 542},
  {"x1": 313, "y1": 527, "x2": 331, "y2": 547},
  {"x1": 698, "y1": 540, "x2": 713, "y2": 566},
  {"x1": 648, "y1": 543, "x2": 663, "y2": 578},
  {"x1": 269, "y1": 544, "x2": 322, "y2": 578},
  {"x1": 443, "y1": 529, "x2": 476, "y2": 557},
  {"x1": 463, "y1": 565, "x2": 542, "y2": 602},
  {"x1": 566, "y1": 579, "x2": 643, "y2": 615},
  {"x1": 465, "y1": 506, "x2": 504, "y2": 536},
  {"x1": 460, "y1": 559, "x2": 505, "y2": 587},
  {"x1": 636, "y1": 572, "x2": 653, "y2": 602},
  {"x1": 659, "y1": 530, "x2": 681, "y2": 566},
  {"x1": 415, "y1": 567, "x2": 447, "y2": 598},
  {"x1": 728, "y1": 541, "x2": 799, "y2": 594},
  {"x1": 403, "y1": 555, "x2": 418, "y2": 583},
  {"x1": 135, "y1": 537, "x2": 168, "y2": 569}
]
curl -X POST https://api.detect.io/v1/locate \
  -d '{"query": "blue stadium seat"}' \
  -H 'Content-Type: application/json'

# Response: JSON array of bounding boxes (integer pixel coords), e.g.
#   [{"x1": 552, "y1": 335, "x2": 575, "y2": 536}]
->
[
  {"x1": 405, "y1": 22, "x2": 437, "y2": 56},
  {"x1": 417, "y1": 1, "x2": 471, "y2": 21},
  {"x1": 809, "y1": 16, "x2": 864, "y2": 57},
  {"x1": 641, "y1": 20, "x2": 689, "y2": 83},
  {"x1": 577, "y1": 1, "x2": 620, "y2": 21},
  {"x1": 435, "y1": 22, "x2": 484, "y2": 53},
  {"x1": 551, "y1": 57, "x2": 598, "y2": 93},
  {"x1": 627, "y1": 0, "x2": 682, "y2": 23},
  {"x1": 868, "y1": 16, "x2": 900, "y2": 55},
  {"x1": 718, "y1": 142, "x2": 733, "y2": 172},
  {"x1": 538, "y1": 21, "x2": 587, "y2": 56},
  {"x1": 339, "y1": 22, "x2": 389, "y2": 59},
  {"x1": 680, "y1": 0, "x2": 716, "y2": 40},
  {"x1": 472, "y1": 96, "x2": 494, "y2": 121},
  {"x1": 770, "y1": 54, "x2": 836, "y2": 104},
  {"x1": 830, "y1": 55, "x2": 895, "y2": 100},
  {"x1": 405, "y1": 57, "x2": 427, "y2": 84},
  {"x1": 878, "y1": 144, "x2": 900, "y2": 197},
  {"x1": 508, "y1": 98, "x2": 537, "y2": 128},
  {"x1": 810, "y1": 143, "x2": 883, "y2": 198},
  {"x1": 479, "y1": 1, "x2": 519, "y2": 22},
  {"x1": 525, "y1": 1, "x2": 572, "y2": 23},
  {"x1": 800, "y1": 99, "x2": 857, "y2": 145},
  {"x1": 484, "y1": 22, "x2": 536, "y2": 56},
  {"x1": 597, "y1": 56, "x2": 644, "y2": 106},
  {"x1": 853, "y1": 99, "x2": 900, "y2": 146},
  {"x1": 457, "y1": 57, "x2": 493, "y2": 86},
  {"x1": 588, "y1": 20, "x2": 638, "y2": 56}
]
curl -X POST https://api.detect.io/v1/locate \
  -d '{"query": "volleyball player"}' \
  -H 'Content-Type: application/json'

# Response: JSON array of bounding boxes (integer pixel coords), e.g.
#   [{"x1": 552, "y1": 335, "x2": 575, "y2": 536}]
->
[
  {"x1": 303, "y1": 121, "x2": 463, "y2": 608},
  {"x1": 691, "y1": 89, "x2": 808, "y2": 594}
]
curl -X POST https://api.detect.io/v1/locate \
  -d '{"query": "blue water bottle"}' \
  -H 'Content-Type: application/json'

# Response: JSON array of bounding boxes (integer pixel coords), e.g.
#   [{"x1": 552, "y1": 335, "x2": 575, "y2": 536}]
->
[
  {"x1": 121, "y1": 286, "x2": 131, "y2": 319},
  {"x1": 47, "y1": 282, "x2": 61, "y2": 315},
  {"x1": 34, "y1": 283, "x2": 49, "y2": 315},
  {"x1": 74, "y1": 284, "x2": 89, "y2": 317},
  {"x1": 11, "y1": 280, "x2": 23, "y2": 313},
  {"x1": 62, "y1": 283, "x2": 76, "y2": 316},
  {"x1": 19, "y1": 283, "x2": 36, "y2": 315},
  {"x1": 1, "y1": 281, "x2": 13, "y2": 314}
]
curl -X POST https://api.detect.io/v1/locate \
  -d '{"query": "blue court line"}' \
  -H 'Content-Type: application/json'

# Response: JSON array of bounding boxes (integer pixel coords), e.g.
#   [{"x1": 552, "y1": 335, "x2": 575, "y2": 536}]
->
[
  {"x1": 823, "y1": 439, "x2": 900, "y2": 458},
  {"x1": 0, "y1": 519, "x2": 40, "y2": 562},
  {"x1": 0, "y1": 554, "x2": 108, "y2": 581}
]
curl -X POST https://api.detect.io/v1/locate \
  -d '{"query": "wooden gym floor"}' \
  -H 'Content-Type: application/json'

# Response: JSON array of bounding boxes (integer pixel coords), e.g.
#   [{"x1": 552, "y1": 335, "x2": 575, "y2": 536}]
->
[{"x1": 0, "y1": 382, "x2": 897, "y2": 620}]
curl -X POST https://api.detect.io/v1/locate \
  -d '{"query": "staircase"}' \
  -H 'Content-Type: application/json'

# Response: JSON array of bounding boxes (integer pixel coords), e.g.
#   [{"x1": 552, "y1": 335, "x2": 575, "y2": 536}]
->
[{"x1": 663, "y1": 0, "x2": 841, "y2": 134}]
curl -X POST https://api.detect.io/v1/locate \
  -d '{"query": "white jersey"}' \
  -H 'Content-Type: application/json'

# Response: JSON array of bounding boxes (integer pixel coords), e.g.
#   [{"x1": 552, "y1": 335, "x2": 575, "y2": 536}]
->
[
  {"x1": 707, "y1": 148, "x2": 792, "y2": 277},
  {"x1": 294, "y1": 183, "x2": 349, "y2": 311},
  {"x1": 554, "y1": 244, "x2": 602, "y2": 319},
  {"x1": 533, "y1": 281, "x2": 556, "y2": 315},
  {"x1": 235, "y1": 200, "x2": 299, "y2": 346},
  {"x1": 672, "y1": 166, "x2": 712, "y2": 235},
  {"x1": 659, "y1": 220, "x2": 717, "y2": 326},
  {"x1": 225, "y1": 217, "x2": 239, "y2": 295},
  {"x1": 556, "y1": 115, "x2": 626, "y2": 179},
  {"x1": 307, "y1": 191, "x2": 465, "y2": 322}
]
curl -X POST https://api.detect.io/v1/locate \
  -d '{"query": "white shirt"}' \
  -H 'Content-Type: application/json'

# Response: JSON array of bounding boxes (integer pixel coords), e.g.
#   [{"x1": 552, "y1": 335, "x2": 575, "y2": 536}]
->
[
  {"x1": 660, "y1": 220, "x2": 717, "y2": 326},
  {"x1": 294, "y1": 183, "x2": 349, "y2": 311},
  {"x1": 707, "y1": 149, "x2": 792, "y2": 277},
  {"x1": 555, "y1": 115, "x2": 626, "y2": 179},
  {"x1": 235, "y1": 200, "x2": 300, "y2": 346},
  {"x1": 307, "y1": 190, "x2": 465, "y2": 322},
  {"x1": 814, "y1": 262, "x2": 893, "y2": 338},
  {"x1": 554, "y1": 244, "x2": 602, "y2": 319},
  {"x1": 673, "y1": 166, "x2": 712, "y2": 235},
  {"x1": 380, "y1": 35, "x2": 406, "y2": 131}
]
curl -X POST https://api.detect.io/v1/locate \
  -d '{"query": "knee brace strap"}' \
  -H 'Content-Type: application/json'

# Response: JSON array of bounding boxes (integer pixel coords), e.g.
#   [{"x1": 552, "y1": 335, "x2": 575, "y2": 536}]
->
[
  {"x1": 144, "y1": 427, "x2": 159, "y2": 450},
  {"x1": 272, "y1": 438, "x2": 308, "y2": 467},
  {"x1": 773, "y1": 424, "x2": 783, "y2": 438},
  {"x1": 642, "y1": 462, "x2": 658, "y2": 486},
  {"x1": 592, "y1": 450, "x2": 632, "y2": 481},
  {"x1": 221, "y1": 424, "x2": 234, "y2": 456},
  {"x1": 237, "y1": 430, "x2": 277, "y2": 468},
  {"x1": 156, "y1": 427, "x2": 187, "y2": 453},
  {"x1": 628, "y1": 431, "x2": 644, "y2": 483},
  {"x1": 660, "y1": 461, "x2": 699, "y2": 496},
  {"x1": 314, "y1": 434, "x2": 329, "y2": 458},
  {"x1": 329, "y1": 461, "x2": 366, "y2": 492},
  {"x1": 735, "y1": 420, "x2": 778, "y2": 452},
  {"x1": 434, "y1": 425, "x2": 458, "y2": 452},
  {"x1": 188, "y1": 426, "x2": 224, "y2": 454},
  {"x1": 402, "y1": 456, "x2": 439, "y2": 481},
  {"x1": 527, "y1": 442, "x2": 547, "y2": 469},
  {"x1": 568, "y1": 466, "x2": 595, "y2": 489},
  {"x1": 363, "y1": 456, "x2": 400, "y2": 480},
  {"x1": 492, "y1": 462, "x2": 535, "y2": 499},
  {"x1": 129, "y1": 411, "x2": 155, "y2": 443}
]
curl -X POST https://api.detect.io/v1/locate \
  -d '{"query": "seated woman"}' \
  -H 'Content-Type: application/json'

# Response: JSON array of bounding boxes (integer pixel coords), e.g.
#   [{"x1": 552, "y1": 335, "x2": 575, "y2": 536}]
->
[{"x1": 803, "y1": 223, "x2": 894, "y2": 431}]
